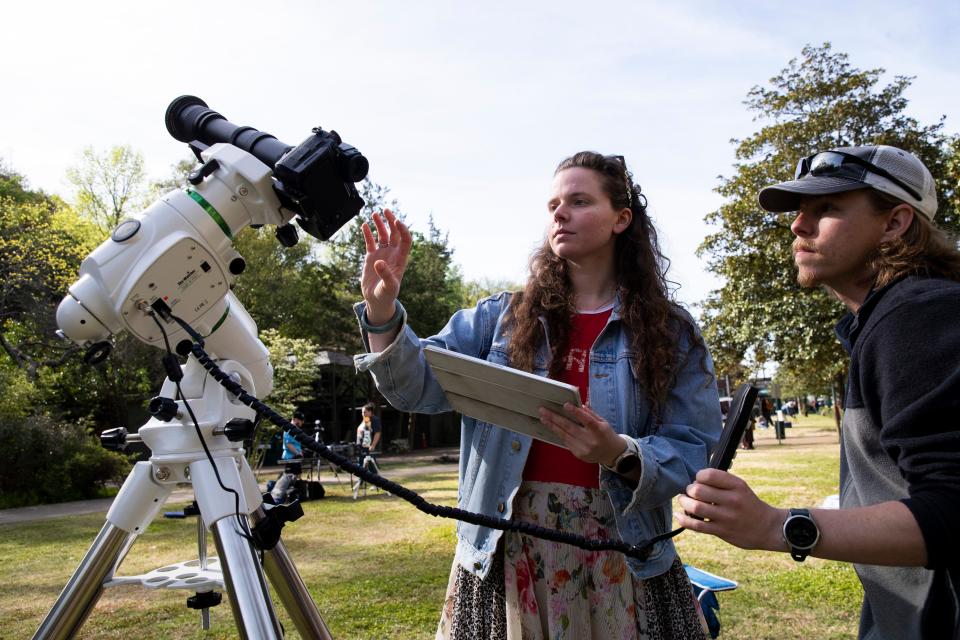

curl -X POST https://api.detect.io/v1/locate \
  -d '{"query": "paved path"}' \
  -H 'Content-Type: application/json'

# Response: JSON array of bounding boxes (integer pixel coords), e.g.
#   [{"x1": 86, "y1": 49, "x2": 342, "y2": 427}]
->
[
  {"x1": 0, "y1": 449, "x2": 460, "y2": 525},
  {"x1": 1, "y1": 430, "x2": 840, "y2": 526}
]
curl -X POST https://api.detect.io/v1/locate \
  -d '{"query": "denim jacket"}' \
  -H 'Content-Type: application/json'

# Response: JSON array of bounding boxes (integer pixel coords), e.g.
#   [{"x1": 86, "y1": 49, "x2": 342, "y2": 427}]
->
[{"x1": 354, "y1": 292, "x2": 721, "y2": 580}]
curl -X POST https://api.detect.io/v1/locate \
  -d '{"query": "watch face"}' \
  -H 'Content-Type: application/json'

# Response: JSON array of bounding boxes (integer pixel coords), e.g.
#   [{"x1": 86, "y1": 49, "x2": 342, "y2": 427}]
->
[{"x1": 784, "y1": 516, "x2": 819, "y2": 549}]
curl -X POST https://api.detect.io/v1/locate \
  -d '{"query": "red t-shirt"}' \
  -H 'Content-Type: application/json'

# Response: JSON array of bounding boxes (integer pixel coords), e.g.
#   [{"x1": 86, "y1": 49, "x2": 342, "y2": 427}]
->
[{"x1": 522, "y1": 307, "x2": 613, "y2": 487}]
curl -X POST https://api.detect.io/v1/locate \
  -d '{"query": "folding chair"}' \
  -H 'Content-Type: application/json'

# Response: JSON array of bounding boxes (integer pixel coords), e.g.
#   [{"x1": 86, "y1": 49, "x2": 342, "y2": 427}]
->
[{"x1": 685, "y1": 564, "x2": 738, "y2": 639}]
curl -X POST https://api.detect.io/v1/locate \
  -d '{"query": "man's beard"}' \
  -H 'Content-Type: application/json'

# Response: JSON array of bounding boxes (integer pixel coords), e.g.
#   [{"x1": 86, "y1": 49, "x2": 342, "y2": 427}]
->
[{"x1": 793, "y1": 239, "x2": 820, "y2": 288}]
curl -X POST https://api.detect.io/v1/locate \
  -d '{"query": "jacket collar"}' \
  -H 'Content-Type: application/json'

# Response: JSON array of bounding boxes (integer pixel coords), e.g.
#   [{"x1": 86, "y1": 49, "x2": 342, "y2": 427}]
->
[{"x1": 834, "y1": 275, "x2": 908, "y2": 353}]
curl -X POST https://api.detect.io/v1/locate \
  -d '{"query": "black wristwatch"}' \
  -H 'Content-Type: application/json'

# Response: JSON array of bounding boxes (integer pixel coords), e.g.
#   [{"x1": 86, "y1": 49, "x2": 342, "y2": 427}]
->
[
  {"x1": 602, "y1": 435, "x2": 641, "y2": 475},
  {"x1": 782, "y1": 508, "x2": 820, "y2": 562}
]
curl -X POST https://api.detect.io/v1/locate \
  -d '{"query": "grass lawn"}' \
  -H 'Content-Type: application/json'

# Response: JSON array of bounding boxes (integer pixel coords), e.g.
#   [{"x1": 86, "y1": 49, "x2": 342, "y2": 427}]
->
[{"x1": 1, "y1": 413, "x2": 862, "y2": 639}]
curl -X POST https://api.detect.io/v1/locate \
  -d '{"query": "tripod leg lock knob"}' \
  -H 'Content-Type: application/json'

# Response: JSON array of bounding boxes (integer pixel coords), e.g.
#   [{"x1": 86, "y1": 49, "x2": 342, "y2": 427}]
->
[
  {"x1": 187, "y1": 590, "x2": 223, "y2": 610},
  {"x1": 251, "y1": 500, "x2": 304, "y2": 550}
]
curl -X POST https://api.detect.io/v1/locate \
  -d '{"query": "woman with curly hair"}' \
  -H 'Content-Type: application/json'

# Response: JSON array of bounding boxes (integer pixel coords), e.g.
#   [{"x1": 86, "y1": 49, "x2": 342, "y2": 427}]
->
[{"x1": 354, "y1": 151, "x2": 721, "y2": 639}]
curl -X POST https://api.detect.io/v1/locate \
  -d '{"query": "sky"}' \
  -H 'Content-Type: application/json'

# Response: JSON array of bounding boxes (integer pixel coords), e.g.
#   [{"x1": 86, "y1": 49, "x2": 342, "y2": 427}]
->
[{"x1": 2, "y1": 0, "x2": 958, "y2": 311}]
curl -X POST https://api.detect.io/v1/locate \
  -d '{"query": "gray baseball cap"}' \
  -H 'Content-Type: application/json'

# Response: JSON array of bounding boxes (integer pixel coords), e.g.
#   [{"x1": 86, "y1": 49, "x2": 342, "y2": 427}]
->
[{"x1": 758, "y1": 145, "x2": 938, "y2": 220}]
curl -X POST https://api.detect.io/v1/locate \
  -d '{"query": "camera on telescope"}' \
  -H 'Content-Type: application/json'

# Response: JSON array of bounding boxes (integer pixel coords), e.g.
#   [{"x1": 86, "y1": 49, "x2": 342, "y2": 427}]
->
[{"x1": 166, "y1": 95, "x2": 369, "y2": 244}]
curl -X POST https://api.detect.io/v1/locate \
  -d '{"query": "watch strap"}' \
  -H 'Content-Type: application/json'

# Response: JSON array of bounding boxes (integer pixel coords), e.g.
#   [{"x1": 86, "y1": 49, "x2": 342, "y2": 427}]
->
[{"x1": 602, "y1": 434, "x2": 640, "y2": 474}]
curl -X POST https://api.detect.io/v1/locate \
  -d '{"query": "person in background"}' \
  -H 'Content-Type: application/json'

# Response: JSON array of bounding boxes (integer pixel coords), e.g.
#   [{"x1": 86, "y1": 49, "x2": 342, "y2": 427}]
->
[
  {"x1": 354, "y1": 152, "x2": 721, "y2": 639},
  {"x1": 740, "y1": 415, "x2": 756, "y2": 450},
  {"x1": 759, "y1": 397, "x2": 773, "y2": 429},
  {"x1": 282, "y1": 409, "x2": 305, "y2": 463},
  {"x1": 270, "y1": 409, "x2": 305, "y2": 503},
  {"x1": 356, "y1": 402, "x2": 382, "y2": 452},
  {"x1": 678, "y1": 145, "x2": 960, "y2": 638}
]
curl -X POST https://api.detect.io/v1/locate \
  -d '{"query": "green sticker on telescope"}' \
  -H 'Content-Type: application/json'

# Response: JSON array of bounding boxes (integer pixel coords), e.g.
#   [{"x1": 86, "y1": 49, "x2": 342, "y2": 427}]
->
[
  {"x1": 207, "y1": 300, "x2": 231, "y2": 337},
  {"x1": 186, "y1": 189, "x2": 233, "y2": 240}
]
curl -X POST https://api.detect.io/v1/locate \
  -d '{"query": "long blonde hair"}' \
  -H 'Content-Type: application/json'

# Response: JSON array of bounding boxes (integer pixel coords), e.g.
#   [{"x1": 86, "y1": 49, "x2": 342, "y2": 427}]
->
[{"x1": 867, "y1": 191, "x2": 960, "y2": 288}]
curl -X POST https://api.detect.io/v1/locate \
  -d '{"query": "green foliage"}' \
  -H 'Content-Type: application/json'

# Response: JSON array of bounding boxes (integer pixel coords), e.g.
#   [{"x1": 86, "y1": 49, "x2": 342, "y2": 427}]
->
[
  {"x1": 0, "y1": 415, "x2": 131, "y2": 508},
  {"x1": 0, "y1": 160, "x2": 56, "y2": 205},
  {"x1": 0, "y1": 162, "x2": 163, "y2": 432},
  {"x1": 461, "y1": 277, "x2": 521, "y2": 307},
  {"x1": 773, "y1": 360, "x2": 832, "y2": 399},
  {"x1": 231, "y1": 226, "x2": 352, "y2": 345},
  {"x1": 0, "y1": 359, "x2": 37, "y2": 420},
  {"x1": 149, "y1": 156, "x2": 197, "y2": 198},
  {"x1": 260, "y1": 328, "x2": 323, "y2": 418},
  {"x1": 0, "y1": 192, "x2": 100, "y2": 379},
  {"x1": 402, "y1": 217, "x2": 466, "y2": 337},
  {"x1": 0, "y1": 197, "x2": 98, "y2": 324},
  {"x1": 698, "y1": 43, "x2": 959, "y2": 391},
  {"x1": 36, "y1": 333, "x2": 164, "y2": 428},
  {"x1": 66, "y1": 144, "x2": 149, "y2": 235}
]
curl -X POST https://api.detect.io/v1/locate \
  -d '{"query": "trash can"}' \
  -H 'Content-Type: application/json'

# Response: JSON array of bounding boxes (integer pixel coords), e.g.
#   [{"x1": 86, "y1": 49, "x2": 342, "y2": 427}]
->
[{"x1": 775, "y1": 420, "x2": 787, "y2": 440}]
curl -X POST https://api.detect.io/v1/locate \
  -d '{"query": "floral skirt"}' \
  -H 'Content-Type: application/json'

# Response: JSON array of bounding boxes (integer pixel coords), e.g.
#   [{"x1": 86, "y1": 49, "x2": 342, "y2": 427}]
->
[{"x1": 436, "y1": 481, "x2": 707, "y2": 640}]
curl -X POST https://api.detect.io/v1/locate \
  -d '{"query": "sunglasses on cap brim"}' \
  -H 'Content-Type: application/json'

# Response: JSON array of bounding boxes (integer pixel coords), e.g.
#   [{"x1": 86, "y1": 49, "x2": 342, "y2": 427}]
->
[{"x1": 794, "y1": 151, "x2": 921, "y2": 202}]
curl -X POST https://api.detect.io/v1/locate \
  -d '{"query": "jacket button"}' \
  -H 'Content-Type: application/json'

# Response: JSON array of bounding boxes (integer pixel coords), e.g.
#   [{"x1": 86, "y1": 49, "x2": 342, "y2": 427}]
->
[
  {"x1": 511, "y1": 440, "x2": 521, "y2": 452},
  {"x1": 473, "y1": 562, "x2": 482, "y2": 570},
  {"x1": 497, "y1": 502, "x2": 505, "y2": 513}
]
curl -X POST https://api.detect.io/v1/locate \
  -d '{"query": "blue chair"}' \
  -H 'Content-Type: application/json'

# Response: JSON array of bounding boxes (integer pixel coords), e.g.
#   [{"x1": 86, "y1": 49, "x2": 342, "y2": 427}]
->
[{"x1": 685, "y1": 564, "x2": 738, "y2": 639}]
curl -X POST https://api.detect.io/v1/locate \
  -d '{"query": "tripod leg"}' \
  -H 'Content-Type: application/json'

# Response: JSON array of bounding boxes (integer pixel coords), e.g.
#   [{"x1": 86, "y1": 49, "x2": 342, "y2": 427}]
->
[
  {"x1": 241, "y1": 457, "x2": 333, "y2": 637},
  {"x1": 263, "y1": 545, "x2": 334, "y2": 640},
  {"x1": 251, "y1": 507, "x2": 335, "y2": 640},
  {"x1": 33, "y1": 523, "x2": 131, "y2": 640},
  {"x1": 210, "y1": 519, "x2": 283, "y2": 639},
  {"x1": 192, "y1": 456, "x2": 283, "y2": 639},
  {"x1": 34, "y1": 461, "x2": 172, "y2": 640}
]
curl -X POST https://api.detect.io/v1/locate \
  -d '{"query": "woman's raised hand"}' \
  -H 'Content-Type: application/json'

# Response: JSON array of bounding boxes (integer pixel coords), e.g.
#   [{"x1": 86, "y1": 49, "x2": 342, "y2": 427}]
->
[{"x1": 360, "y1": 209, "x2": 413, "y2": 324}]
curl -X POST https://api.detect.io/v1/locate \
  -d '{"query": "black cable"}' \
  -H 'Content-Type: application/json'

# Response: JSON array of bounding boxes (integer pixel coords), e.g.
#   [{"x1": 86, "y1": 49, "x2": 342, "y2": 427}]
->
[
  {"x1": 147, "y1": 312, "x2": 255, "y2": 543},
  {"x1": 178, "y1": 328, "x2": 676, "y2": 561}
]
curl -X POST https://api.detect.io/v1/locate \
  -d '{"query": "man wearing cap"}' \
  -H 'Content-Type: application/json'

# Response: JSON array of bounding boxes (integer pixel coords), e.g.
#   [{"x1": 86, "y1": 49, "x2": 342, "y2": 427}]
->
[{"x1": 678, "y1": 145, "x2": 960, "y2": 638}]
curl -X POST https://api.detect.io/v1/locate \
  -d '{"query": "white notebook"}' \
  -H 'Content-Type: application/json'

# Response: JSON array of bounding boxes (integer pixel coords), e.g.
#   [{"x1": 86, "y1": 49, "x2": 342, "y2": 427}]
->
[{"x1": 423, "y1": 345, "x2": 582, "y2": 447}]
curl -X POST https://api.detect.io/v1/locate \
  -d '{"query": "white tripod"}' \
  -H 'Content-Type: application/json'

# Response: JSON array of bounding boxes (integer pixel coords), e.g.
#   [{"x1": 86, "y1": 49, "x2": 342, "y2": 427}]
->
[
  {"x1": 35, "y1": 92, "x2": 377, "y2": 637},
  {"x1": 33, "y1": 356, "x2": 333, "y2": 639}
]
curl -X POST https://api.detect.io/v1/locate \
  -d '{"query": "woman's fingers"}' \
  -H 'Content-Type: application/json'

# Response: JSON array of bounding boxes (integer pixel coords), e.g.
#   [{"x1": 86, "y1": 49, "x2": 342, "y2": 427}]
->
[
  {"x1": 361, "y1": 221, "x2": 377, "y2": 253},
  {"x1": 372, "y1": 210, "x2": 390, "y2": 246},
  {"x1": 373, "y1": 259, "x2": 400, "y2": 296},
  {"x1": 538, "y1": 404, "x2": 623, "y2": 465}
]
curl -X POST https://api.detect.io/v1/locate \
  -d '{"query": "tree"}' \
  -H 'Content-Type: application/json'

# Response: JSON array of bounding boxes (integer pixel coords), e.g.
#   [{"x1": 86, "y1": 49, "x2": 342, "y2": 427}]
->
[
  {"x1": 1, "y1": 160, "x2": 168, "y2": 431},
  {"x1": 260, "y1": 328, "x2": 322, "y2": 418},
  {"x1": 401, "y1": 216, "x2": 466, "y2": 336},
  {"x1": 67, "y1": 145, "x2": 149, "y2": 235},
  {"x1": 461, "y1": 277, "x2": 521, "y2": 308},
  {"x1": 149, "y1": 157, "x2": 197, "y2": 198},
  {"x1": 324, "y1": 180, "x2": 466, "y2": 343},
  {"x1": 698, "y1": 43, "x2": 959, "y2": 404},
  {"x1": 0, "y1": 160, "x2": 54, "y2": 205},
  {"x1": 0, "y1": 191, "x2": 99, "y2": 376}
]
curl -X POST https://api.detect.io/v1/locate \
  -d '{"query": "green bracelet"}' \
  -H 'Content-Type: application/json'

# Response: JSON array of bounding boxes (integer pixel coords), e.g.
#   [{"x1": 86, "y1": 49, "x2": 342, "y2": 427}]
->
[{"x1": 361, "y1": 303, "x2": 403, "y2": 334}]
